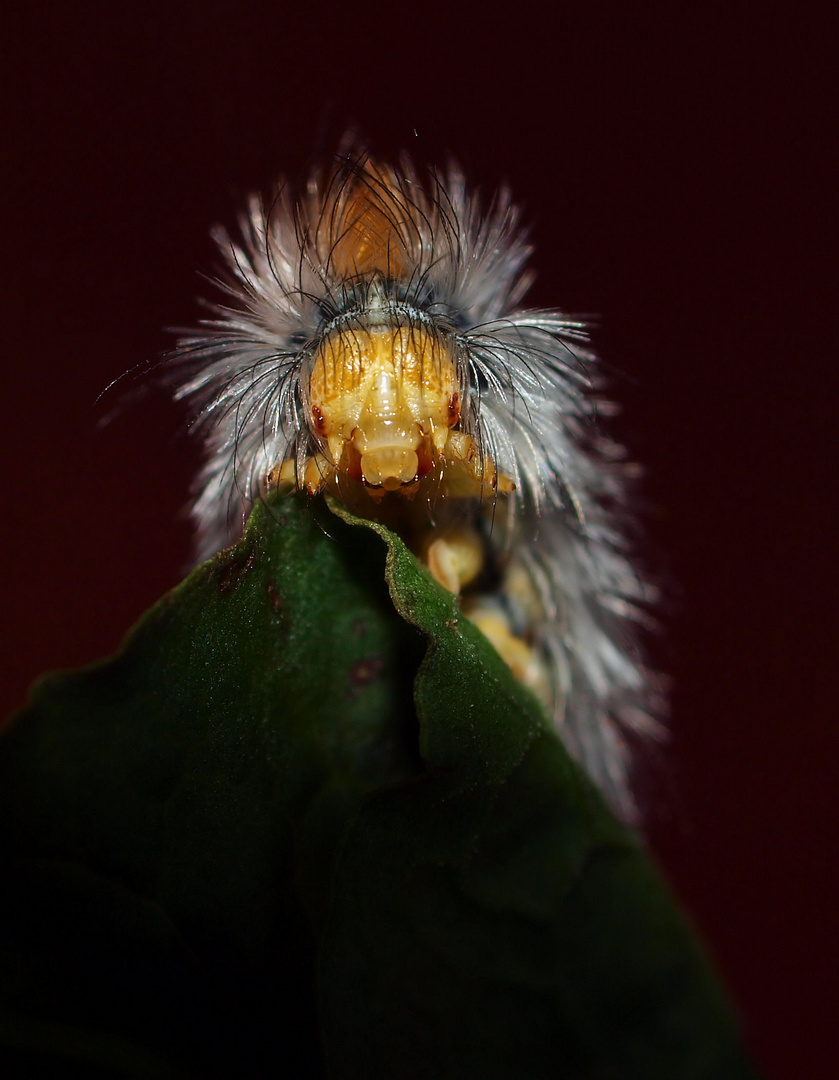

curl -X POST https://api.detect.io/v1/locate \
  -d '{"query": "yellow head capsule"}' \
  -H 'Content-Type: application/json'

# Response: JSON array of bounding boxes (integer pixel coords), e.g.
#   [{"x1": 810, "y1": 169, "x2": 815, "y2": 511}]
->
[{"x1": 308, "y1": 322, "x2": 459, "y2": 491}]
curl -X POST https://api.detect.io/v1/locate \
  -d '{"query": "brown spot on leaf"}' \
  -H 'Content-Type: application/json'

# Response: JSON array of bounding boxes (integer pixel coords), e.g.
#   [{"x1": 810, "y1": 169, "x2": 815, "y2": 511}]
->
[
  {"x1": 349, "y1": 656, "x2": 384, "y2": 693},
  {"x1": 266, "y1": 579, "x2": 283, "y2": 613},
  {"x1": 217, "y1": 547, "x2": 257, "y2": 595}
]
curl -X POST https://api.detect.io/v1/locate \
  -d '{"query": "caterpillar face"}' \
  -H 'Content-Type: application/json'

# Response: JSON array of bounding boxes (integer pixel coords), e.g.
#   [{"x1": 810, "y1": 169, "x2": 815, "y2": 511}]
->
[
  {"x1": 170, "y1": 147, "x2": 662, "y2": 821},
  {"x1": 308, "y1": 320, "x2": 459, "y2": 493}
]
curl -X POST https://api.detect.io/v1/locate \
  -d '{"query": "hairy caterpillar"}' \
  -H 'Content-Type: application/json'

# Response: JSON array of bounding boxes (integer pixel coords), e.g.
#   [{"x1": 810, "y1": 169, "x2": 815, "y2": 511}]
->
[{"x1": 170, "y1": 149, "x2": 662, "y2": 820}]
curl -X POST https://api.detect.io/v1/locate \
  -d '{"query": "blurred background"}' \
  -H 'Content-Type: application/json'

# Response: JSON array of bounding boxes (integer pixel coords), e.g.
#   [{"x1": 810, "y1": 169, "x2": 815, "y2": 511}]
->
[{"x1": 2, "y1": 4, "x2": 835, "y2": 1076}]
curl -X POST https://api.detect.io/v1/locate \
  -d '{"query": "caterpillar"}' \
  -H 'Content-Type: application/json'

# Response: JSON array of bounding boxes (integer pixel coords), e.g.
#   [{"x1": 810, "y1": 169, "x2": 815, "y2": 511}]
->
[{"x1": 169, "y1": 148, "x2": 663, "y2": 820}]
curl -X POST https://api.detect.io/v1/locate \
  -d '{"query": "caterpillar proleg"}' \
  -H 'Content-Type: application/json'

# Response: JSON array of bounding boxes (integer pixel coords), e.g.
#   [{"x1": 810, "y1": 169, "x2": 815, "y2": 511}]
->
[{"x1": 170, "y1": 149, "x2": 663, "y2": 820}]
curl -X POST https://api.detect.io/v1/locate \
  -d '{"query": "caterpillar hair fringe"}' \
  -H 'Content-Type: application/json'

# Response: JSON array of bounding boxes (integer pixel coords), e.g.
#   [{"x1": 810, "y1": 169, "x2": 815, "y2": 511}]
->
[{"x1": 167, "y1": 145, "x2": 665, "y2": 821}]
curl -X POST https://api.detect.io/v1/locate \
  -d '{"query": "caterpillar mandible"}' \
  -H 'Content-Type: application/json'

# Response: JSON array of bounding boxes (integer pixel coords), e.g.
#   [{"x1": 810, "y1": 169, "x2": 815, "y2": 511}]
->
[{"x1": 169, "y1": 148, "x2": 663, "y2": 820}]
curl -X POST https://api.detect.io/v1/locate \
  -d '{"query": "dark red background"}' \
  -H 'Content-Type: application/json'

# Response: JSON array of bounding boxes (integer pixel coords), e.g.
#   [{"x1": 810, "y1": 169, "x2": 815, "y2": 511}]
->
[{"x1": 2, "y1": 5, "x2": 836, "y2": 1076}]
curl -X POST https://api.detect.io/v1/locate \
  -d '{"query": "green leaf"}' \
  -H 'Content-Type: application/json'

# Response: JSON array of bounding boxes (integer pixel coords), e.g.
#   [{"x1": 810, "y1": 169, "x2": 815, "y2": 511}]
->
[{"x1": 0, "y1": 494, "x2": 756, "y2": 1078}]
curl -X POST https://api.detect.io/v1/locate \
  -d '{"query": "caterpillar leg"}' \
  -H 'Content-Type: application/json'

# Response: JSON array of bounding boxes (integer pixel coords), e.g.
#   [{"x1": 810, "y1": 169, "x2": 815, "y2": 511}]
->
[
  {"x1": 424, "y1": 530, "x2": 552, "y2": 709},
  {"x1": 425, "y1": 530, "x2": 485, "y2": 595},
  {"x1": 462, "y1": 597, "x2": 552, "y2": 704},
  {"x1": 437, "y1": 433, "x2": 516, "y2": 499},
  {"x1": 271, "y1": 456, "x2": 337, "y2": 495}
]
